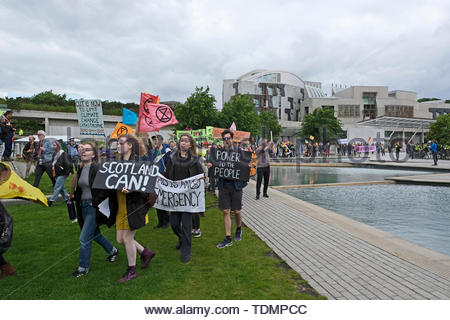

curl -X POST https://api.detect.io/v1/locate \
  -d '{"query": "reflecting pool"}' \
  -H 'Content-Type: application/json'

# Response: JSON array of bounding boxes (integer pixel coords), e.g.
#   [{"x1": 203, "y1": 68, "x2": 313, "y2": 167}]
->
[
  {"x1": 269, "y1": 166, "x2": 434, "y2": 186},
  {"x1": 283, "y1": 184, "x2": 450, "y2": 256}
]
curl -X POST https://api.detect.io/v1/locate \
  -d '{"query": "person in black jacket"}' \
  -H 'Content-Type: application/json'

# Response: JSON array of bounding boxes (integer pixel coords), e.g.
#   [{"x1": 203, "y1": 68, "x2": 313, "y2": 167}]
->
[
  {"x1": 48, "y1": 141, "x2": 73, "y2": 206},
  {"x1": 69, "y1": 142, "x2": 118, "y2": 278},
  {"x1": 93, "y1": 134, "x2": 155, "y2": 283},
  {"x1": 164, "y1": 133, "x2": 204, "y2": 263},
  {"x1": 0, "y1": 162, "x2": 16, "y2": 279}
]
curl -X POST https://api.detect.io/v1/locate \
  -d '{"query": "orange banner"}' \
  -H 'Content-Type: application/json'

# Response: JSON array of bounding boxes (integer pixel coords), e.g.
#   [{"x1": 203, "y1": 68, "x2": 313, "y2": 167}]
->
[{"x1": 212, "y1": 127, "x2": 251, "y2": 142}]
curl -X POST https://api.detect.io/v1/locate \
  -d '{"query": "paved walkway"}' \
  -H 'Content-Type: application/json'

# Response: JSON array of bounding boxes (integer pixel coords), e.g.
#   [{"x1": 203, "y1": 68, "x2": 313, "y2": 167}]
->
[{"x1": 242, "y1": 180, "x2": 450, "y2": 300}]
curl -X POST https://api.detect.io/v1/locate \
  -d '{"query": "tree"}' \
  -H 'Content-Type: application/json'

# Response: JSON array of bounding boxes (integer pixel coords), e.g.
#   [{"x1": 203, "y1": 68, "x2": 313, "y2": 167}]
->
[
  {"x1": 219, "y1": 94, "x2": 260, "y2": 137},
  {"x1": 427, "y1": 114, "x2": 450, "y2": 145},
  {"x1": 173, "y1": 86, "x2": 219, "y2": 130},
  {"x1": 31, "y1": 90, "x2": 69, "y2": 106},
  {"x1": 259, "y1": 110, "x2": 282, "y2": 140},
  {"x1": 299, "y1": 107, "x2": 345, "y2": 142}
]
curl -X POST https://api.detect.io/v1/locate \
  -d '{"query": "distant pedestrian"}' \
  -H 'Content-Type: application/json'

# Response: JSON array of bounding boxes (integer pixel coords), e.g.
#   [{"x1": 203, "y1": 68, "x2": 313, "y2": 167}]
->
[
  {"x1": 0, "y1": 111, "x2": 16, "y2": 161},
  {"x1": 430, "y1": 140, "x2": 439, "y2": 166},
  {"x1": 22, "y1": 135, "x2": 38, "y2": 179},
  {"x1": 255, "y1": 139, "x2": 273, "y2": 199},
  {"x1": 33, "y1": 130, "x2": 56, "y2": 188}
]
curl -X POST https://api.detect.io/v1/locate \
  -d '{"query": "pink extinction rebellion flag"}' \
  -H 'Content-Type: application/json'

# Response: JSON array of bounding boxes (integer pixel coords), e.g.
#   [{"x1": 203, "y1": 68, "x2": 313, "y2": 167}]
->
[{"x1": 138, "y1": 93, "x2": 178, "y2": 132}]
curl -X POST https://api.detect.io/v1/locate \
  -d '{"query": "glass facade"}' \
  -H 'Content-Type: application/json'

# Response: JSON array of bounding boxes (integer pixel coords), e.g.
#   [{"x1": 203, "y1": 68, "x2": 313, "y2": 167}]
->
[{"x1": 338, "y1": 105, "x2": 360, "y2": 117}]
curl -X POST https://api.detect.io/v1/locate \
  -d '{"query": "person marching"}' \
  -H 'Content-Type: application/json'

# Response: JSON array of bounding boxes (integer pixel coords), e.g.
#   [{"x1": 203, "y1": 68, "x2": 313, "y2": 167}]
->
[
  {"x1": 255, "y1": 138, "x2": 273, "y2": 199},
  {"x1": 164, "y1": 133, "x2": 204, "y2": 263},
  {"x1": 70, "y1": 142, "x2": 118, "y2": 278},
  {"x1": 148, "y1": 134, "x2": 171, "y2": 229},
  {"x1": 22, "y1": 135, "x2": 39, "y2": 179},
  {"x1": 208, "y1": 130, "x2": 248, "y2": 249},
  {"x1": 48, "y1": 140, "x2": 72, "y2": 207},
  {"x1": 93, "y1": 135, "x2": 155, "y2": 283}
]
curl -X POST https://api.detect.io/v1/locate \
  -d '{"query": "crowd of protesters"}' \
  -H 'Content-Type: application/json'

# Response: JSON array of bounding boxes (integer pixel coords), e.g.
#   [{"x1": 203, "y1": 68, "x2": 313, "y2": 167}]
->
[{"x1": 1, "y1": 114, "x2": 448, "y2": 282}]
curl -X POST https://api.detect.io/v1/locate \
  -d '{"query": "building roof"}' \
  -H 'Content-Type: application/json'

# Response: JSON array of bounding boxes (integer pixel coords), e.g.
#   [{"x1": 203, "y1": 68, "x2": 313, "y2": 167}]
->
[
  {"x1": 358, "y1": 116, "x2": 435, "y2": 129},
  {"x1": 305, "y1": 85, "x2": 327, "y2": 98}
]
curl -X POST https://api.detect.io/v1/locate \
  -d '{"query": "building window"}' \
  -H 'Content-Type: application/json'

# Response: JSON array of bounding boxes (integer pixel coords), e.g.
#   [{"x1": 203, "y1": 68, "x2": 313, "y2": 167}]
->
[
  {"x1": 385, "y1": 105, "x2": 414, "y2": 118},
  {"x1": 305, "y1": 107, "x2": 309, "y2": 115},
  {"x1": 338, "y1": 105, "x2": 360, "y2": 117},
  {"x1": 363, "y1": 92, "x2": 377, "y2": 119},
  {"x1": 322, "y1": 105, "x2": 334, "y2": 111}
]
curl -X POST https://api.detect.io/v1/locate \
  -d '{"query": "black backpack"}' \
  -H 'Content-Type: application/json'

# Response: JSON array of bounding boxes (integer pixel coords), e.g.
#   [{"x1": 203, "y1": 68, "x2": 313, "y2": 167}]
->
[{"x1": 0, "y1": 202, "x2": 13, "y2": 255}]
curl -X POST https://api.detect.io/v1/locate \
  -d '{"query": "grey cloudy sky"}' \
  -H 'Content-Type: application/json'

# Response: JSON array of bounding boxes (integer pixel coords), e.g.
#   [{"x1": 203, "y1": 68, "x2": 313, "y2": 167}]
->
[{"x1": 1, "y1": 0, "x2": 449, "y2": 106}]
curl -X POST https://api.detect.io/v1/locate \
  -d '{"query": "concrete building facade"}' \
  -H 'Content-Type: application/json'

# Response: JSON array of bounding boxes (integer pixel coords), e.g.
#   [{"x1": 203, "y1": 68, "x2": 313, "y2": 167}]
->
[{"x1": 223, "y1": 69, "x2": 449, "y2": 143}]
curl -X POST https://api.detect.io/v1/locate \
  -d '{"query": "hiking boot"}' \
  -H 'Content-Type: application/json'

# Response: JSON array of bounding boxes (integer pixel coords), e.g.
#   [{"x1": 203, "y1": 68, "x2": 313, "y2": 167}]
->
[
  {"x1": 106, "y1": 247, "x2": 119, "y2": 262},
  {"x1": 234, "y1": 228, "x2": 242, "y2": 242},
  {"x1": 72, "y1": 268, "x2": 88, "y2": 278},
  {"x1": 118, "y1": 266, "x2": 137, "y2": 283},
  {"x1": 216, "y1": 237, "x2": 232, "y2": 249},
  {"x1": 0, "y1": 263, "x2": 17, "y2": 279},
  {"x1": 140, "y1": 248, "x2": 155, "y2": 269}
]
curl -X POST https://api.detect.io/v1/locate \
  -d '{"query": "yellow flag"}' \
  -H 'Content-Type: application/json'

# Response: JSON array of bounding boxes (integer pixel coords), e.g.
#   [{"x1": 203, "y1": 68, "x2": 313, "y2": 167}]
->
[
  {"x1": 0, "y1": 162, "x2": 48, "y2": 206},
  {"x1": 110, "y1": 122, "x2": 135, "y2": 139}
]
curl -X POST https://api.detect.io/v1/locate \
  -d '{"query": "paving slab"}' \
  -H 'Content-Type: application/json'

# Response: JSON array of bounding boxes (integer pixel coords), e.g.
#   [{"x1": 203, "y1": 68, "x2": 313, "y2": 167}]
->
[{"x1": 242, "y1": 180, "x2": 450, "y2": 299}]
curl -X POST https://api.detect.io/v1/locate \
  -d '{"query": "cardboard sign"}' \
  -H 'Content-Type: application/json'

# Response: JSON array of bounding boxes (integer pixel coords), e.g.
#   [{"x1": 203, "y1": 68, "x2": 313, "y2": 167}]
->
[
  {"x1": 75, "y1": 99, "x2": 105, "y2": 136},
  {"x1": 209, "y1": 147, "x2": 252, "y2": 181},
  {"x1": 154, "y1": 173, "x2": 205, "y2": 213},
  {"x1": 92, "y1": 160, "x2": 158, "y2": 192}
]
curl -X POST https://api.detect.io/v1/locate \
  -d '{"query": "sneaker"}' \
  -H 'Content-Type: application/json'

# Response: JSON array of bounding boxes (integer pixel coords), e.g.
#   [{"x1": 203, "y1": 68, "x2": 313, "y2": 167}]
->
[
  {"x1": 140, "y1": 248, "x2": 155, "y2": 269},
  {"x1": 193, "y1": 229, "x2": 202, "y2": 238},
  {"x1": 71, "y1": 218, "x2": 78, "y2": 224},
  {"x1": 181, "y1": 256, "x2": 190, "y2": 264},
  {"x1": 216, "y1": 237, "x2": 232, "y2": 249},
  {"x1": 72, "y1": 268, "x2": 88, "y2": 278},
  {"x1": 106, "y1": 248, "x2": 119, "y2": 262},
  {"x1": 234, "y1": 228, "x2": 242, "y2": 242},
  {"x1": 117, "y1": 266, "x2": 137, "y2": 283}
]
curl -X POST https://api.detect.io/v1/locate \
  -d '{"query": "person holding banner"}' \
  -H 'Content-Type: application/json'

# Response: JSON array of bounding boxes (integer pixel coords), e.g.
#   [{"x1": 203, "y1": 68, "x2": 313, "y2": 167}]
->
[
  {"x1": 209, "y1": 130, "x2": 248, "y2": 249},
  {"x1": 93, "y1": 135, "x2": 156, "y2": 283},
  {"x1": 149, "y1": 135, "x2": 171, "y2": 229},
  {"x1": 70, "y1": 142, "x2": 119, "y2": 278},
  {"x1": 164, "y1": 133, "x2": 204, "y2": 263}
]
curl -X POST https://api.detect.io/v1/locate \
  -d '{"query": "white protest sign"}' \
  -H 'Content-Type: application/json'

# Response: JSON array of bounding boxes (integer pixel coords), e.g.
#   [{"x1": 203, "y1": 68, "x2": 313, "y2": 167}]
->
[
  {"x1": 75, "y1": 99, "x2": 105, "y2": 135},
  {"x1": 154, "y1": 173, "x2": 205, "y2": 213}
]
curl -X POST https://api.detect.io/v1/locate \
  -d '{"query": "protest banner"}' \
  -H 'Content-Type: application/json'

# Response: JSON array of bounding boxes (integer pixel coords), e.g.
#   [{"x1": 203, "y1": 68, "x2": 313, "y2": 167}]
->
[
  {"x1": 212, "y1": 127, "x2": 250, "y2": 143},
  {"x1": 210, "y1": 147, "x2": 252, "y2": 181},
  {"x1": 110, "y1": 122, "x2": 134, "y2": 139},
  {"x1": 75, "y1": 99, "x2": 105, "y2": 135},
  {"x1": 138, "y1": 92, "x2": 177, "y2": 132},
  {"x1": 154, "y1": 173, "x2": 205, "y2": 213},
  {"x1": 357, "y1": 145, "x2": 376, "y2": 153},
  {"x1": 92, "y1": 160, "x2": 158, "y2": 192}
]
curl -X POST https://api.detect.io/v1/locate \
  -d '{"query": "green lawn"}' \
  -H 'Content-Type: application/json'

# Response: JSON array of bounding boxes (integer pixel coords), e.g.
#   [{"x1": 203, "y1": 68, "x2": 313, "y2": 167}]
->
[{"x1": 1, "y1": 194, "x2": 324, "y2": 300}]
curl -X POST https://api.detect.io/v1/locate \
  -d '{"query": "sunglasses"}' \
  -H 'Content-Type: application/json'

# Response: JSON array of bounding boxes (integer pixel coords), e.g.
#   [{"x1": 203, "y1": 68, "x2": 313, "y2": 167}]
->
[{"x1": 222, "y1": 137, "x2": 232, "y2": 141}]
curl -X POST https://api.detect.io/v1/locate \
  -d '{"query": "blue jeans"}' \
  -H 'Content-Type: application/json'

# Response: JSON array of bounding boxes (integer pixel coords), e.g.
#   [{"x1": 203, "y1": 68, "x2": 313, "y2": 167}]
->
[
  {"x1": 50, "y1": 175, "x2": 69, "y2": 202},
  {"x1": 78, "y1": 200, "x2": 114, "y2": 271}
]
